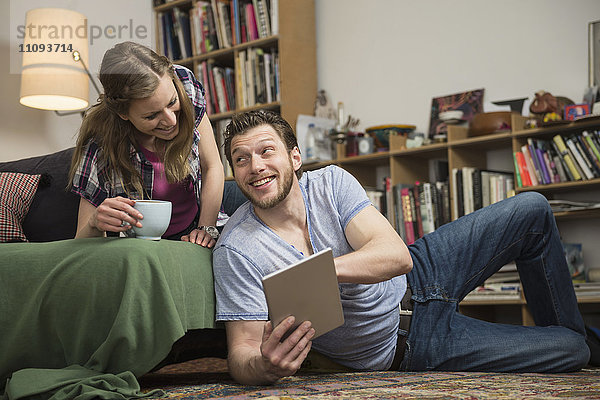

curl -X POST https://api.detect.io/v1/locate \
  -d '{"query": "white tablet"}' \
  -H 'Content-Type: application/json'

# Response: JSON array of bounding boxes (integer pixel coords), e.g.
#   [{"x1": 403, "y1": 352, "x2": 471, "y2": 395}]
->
[{"x1": 262, "y1": 248, "x2": 344, "y2": 339}]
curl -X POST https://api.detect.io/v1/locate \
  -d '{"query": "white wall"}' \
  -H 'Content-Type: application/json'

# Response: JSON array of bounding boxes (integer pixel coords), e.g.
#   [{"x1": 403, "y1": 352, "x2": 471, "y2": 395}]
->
[{"x1": 315, "y1": 0, "x2": 600, "y2": 132}]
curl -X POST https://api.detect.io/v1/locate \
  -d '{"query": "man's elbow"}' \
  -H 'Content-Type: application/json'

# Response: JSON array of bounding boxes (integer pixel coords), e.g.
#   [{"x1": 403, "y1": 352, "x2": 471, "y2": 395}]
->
[{"x1": 395, "y1": 245, "x2": 413, "y2": 277}]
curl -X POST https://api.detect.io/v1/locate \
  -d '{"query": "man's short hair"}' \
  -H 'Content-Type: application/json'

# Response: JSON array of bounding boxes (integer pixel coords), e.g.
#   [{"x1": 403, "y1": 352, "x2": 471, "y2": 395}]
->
[{"x1": 223, "y1": 110, "x2": 303, "y2": 179}]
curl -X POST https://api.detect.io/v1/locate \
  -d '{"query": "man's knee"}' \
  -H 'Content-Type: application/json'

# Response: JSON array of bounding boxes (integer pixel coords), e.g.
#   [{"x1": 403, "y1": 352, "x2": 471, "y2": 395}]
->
[
  {"x1": 554, "y1": 332, "x2": 590, "y2": 371},
  {"x1": 513, "y1": 191, "x2": 552, "y2": 219}
]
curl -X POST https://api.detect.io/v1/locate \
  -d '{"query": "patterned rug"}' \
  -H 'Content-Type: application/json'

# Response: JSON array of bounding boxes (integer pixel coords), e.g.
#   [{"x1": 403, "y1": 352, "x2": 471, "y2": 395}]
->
[{"x1": 139, "y1": 358, "x2": 600, "y2": 399}]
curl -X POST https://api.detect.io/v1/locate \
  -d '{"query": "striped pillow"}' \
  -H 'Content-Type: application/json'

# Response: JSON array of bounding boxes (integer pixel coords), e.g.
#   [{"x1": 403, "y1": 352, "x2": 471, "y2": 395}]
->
[{"x1": 0, "y1": 172, "x2": 41, "y2": 242}]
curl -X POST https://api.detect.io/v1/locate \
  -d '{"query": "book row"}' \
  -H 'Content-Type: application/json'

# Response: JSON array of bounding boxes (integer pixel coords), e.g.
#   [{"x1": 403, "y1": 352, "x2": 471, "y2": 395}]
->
[
  {"x1": 451, "y1": 168, "x2": 515, "y2": 219},
  {"x1": 514, "y1": 130, "x2": 600, "y2": 187},
  {"x1": 195, "y1": 47, "x2": 279, "y2": 115},
  {"x1": 156, "y1": 0, "x2": 279, "y2": 60},
  {"x1": 369, "y1": 179, "x2": 452, "y2": 246}
]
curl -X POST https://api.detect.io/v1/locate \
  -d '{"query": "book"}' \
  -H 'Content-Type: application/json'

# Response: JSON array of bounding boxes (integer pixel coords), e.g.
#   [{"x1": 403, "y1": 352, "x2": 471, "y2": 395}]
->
[
  {"x1": 412, "y1": 184, "x2": 424, "y2": 239},
  {"x1": 471, "y1": 168, "x2": 483, "y2": 211},
  {"x1": 400, "y1": 187, "x2": 415, "y2": 245},
  {"x1": 455, "y1": 168, "x2": 464, "y2": 218},
  {"x1": 461, "y1": 166, "x2": 475, "y2": 215},
  {"x1": 253, "y1": 0, "x2": 271, "y2": 38},
  {"x1": 237, "y1": 50, "x2": 248, "y2": 108},
  {"x1": 270, "y1": 0, "x2": 279, "y2": 35},
  {"x1": 391, "y1": 183, "x2": 406, "y2": 242},
  {"x1": 245, "y1": 2, "x2": 259, "y2": 41},
  {"x1": 552, "y1": 135, "x2": 582, "y2": 181},
  {"x1": 420, "y1": 182, "x2": 435, "y2": 235},
  {"x1": 436, "y1": 180, "x2": 451, "y2": 226}
]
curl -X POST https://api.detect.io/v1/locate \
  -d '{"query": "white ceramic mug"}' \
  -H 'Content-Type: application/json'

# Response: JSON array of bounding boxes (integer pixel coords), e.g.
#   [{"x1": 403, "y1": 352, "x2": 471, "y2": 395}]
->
[{"x1": 131, "y1": 200, "x2": 172, "y2": 240}]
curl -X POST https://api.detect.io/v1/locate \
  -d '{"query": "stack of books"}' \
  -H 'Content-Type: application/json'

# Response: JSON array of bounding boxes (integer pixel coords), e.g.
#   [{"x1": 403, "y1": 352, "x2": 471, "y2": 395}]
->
[
  {"x1": 464, "y1": 262, "x2": 521, "y2": 301},
  {"x1": 573, "y1": 282, "x2": 600, "y2": 298}
]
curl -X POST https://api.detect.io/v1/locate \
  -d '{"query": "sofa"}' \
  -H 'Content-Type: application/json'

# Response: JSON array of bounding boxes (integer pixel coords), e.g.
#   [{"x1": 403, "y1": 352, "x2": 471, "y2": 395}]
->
[{"x1": 0, "y1": 148, "x2": 247, "y2": 399}]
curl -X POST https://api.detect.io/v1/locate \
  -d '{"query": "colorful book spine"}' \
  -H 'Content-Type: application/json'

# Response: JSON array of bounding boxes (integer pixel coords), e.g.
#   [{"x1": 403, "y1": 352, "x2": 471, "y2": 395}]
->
[
  {"x1": 400, "y1": 187, "x2": 415, "y2": 245},
  {"x1": 515, "y1": 151, "x2": 532, "y2": 187},
  {"x1": 512, "y1": 152, "x2": 523, "y2": 188},
  {"x1": 535, "y1": 147, "x2": 552, "y2": 184}
]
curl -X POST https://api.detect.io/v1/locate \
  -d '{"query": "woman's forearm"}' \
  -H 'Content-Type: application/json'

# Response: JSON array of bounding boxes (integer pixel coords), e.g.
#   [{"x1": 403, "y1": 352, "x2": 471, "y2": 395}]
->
[{"x1": 197, "y1": 164, "x2": 224, "y2": 226}]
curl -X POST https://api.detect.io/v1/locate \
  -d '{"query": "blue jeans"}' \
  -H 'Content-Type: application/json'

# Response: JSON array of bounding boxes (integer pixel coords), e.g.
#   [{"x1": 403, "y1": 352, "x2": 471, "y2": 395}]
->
[{"x1": 401, "y1": 191, "x2": 590, "y2": 372}]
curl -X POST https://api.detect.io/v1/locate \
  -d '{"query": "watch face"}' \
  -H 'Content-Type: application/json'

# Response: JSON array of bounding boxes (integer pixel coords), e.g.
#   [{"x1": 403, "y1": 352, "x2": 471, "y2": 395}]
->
[{"x1": 202, "y1": 226, "x2": 219, "y2": 239}]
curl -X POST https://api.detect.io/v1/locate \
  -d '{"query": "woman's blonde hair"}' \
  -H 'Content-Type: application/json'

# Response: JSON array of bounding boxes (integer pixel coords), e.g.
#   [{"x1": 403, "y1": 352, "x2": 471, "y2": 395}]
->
[{"x1": 68, "y1": 41, "x2": 195, "y2": 198}]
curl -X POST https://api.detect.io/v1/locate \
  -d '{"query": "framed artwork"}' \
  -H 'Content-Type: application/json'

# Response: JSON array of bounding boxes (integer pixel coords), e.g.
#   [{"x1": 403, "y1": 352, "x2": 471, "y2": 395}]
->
[
  {"x1": 428, "y1": 88, "x2": 484, "y2": 139},
  {"x1": 589, "y1": 20, "x2": 600, "y2": 87}
]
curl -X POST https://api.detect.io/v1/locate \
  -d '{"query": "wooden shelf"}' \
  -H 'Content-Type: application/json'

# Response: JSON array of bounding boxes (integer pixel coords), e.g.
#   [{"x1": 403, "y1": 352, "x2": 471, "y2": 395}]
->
[
  {"x1": 154, "y1": 0, "x2": 191, "y2": 12},
  {"x1": 516, "y1": 177, "x2": 600, "y2": 193}
]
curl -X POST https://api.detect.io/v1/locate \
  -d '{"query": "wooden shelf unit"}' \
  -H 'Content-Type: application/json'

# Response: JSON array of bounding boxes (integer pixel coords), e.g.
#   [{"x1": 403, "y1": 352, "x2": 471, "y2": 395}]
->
[
  {"x1": 309, "y1": 115, "x2": 600, "y2": 223},
  {"x1": 153, "y1": 0, "x2": 317, "y2": 133},
  {"x1": 305, "y1": 117, "x2": 600, "y2": 326}
]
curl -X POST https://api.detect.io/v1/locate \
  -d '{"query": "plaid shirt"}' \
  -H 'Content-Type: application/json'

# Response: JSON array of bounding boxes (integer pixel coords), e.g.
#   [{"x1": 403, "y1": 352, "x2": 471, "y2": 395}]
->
[{"x1": 71, "y1": 65, "x2": 207, "y2": 208}]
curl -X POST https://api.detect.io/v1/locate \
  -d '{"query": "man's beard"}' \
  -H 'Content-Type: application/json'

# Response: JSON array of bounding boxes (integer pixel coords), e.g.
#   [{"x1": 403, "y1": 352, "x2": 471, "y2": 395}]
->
[{"x1": 241, "y1": 159, "x2": 295, "y2": 210}]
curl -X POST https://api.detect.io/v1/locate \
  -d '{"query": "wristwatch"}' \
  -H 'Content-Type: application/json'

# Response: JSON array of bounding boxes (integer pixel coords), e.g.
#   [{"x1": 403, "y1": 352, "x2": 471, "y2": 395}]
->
[{"x1": 198, "y1": 225, "x2": 219, "y2": 240}]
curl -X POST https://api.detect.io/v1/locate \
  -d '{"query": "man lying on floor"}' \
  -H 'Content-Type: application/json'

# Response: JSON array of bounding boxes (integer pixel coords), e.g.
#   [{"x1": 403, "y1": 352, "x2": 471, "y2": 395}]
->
[{"x1": 212, "y1": 110, "x2": 591, "y2": 385}]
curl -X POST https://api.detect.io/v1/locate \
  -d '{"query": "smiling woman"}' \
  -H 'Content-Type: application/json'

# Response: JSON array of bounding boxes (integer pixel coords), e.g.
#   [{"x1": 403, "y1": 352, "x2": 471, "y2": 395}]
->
[{"x1": 67, "y1": 41, "x2": 225, "y2": 247}]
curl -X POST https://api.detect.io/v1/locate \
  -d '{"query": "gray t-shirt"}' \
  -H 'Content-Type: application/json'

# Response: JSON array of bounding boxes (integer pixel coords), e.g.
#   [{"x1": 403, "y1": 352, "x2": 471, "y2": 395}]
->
[{"x1": 213, "y1": 165, "x2": 407, "y2": 370}]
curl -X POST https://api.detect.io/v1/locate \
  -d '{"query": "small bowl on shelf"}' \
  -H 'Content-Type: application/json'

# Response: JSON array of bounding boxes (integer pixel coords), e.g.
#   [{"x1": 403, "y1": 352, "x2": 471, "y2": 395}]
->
[{"x1": 439, "y1": 110, "x2": 464, "y2": 125}]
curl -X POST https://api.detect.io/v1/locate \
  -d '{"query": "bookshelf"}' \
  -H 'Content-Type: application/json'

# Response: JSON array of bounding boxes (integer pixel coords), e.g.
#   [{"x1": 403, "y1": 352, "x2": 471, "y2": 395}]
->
[
  {"x1": 153, "y1": 0, "x2": 317, "y2": 169},
  {"x1": 304, "y1": 116, "x2": 600, "y2": 326}
]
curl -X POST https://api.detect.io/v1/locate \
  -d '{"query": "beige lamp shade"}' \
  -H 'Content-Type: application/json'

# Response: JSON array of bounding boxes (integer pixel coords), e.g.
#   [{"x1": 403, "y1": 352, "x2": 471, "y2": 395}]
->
[{"x1": 19, "y1": 8, "x2": 90, "y2": 111}]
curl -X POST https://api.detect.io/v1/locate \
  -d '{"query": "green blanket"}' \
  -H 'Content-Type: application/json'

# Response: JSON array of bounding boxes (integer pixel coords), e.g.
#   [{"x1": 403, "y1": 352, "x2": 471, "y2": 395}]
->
[{"x1": 0, "y1": 238, "x2": 218, "y2": 400}]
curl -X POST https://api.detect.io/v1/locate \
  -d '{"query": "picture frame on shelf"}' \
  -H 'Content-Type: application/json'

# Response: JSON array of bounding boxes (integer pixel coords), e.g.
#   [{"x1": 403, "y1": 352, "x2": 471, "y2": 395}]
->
[
  {"x1": 589, "y1": 20, "x2": 600, "y2": 87},
  {"x1": 565, "y1": 103, "x2": 590, "y2": 121},
  {"x1": 428, "y1": 88, "x2": 484, "y2": 140}
]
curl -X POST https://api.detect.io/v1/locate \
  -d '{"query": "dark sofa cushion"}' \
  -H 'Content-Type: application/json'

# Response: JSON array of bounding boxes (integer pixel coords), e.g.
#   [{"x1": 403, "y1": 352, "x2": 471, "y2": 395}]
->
[
  {"x1": 0, "y1": 172, "x2": 41, "y2": 242},
  {"x1": 0, "y1": 148, "x2": 79, "y2": 242}
]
